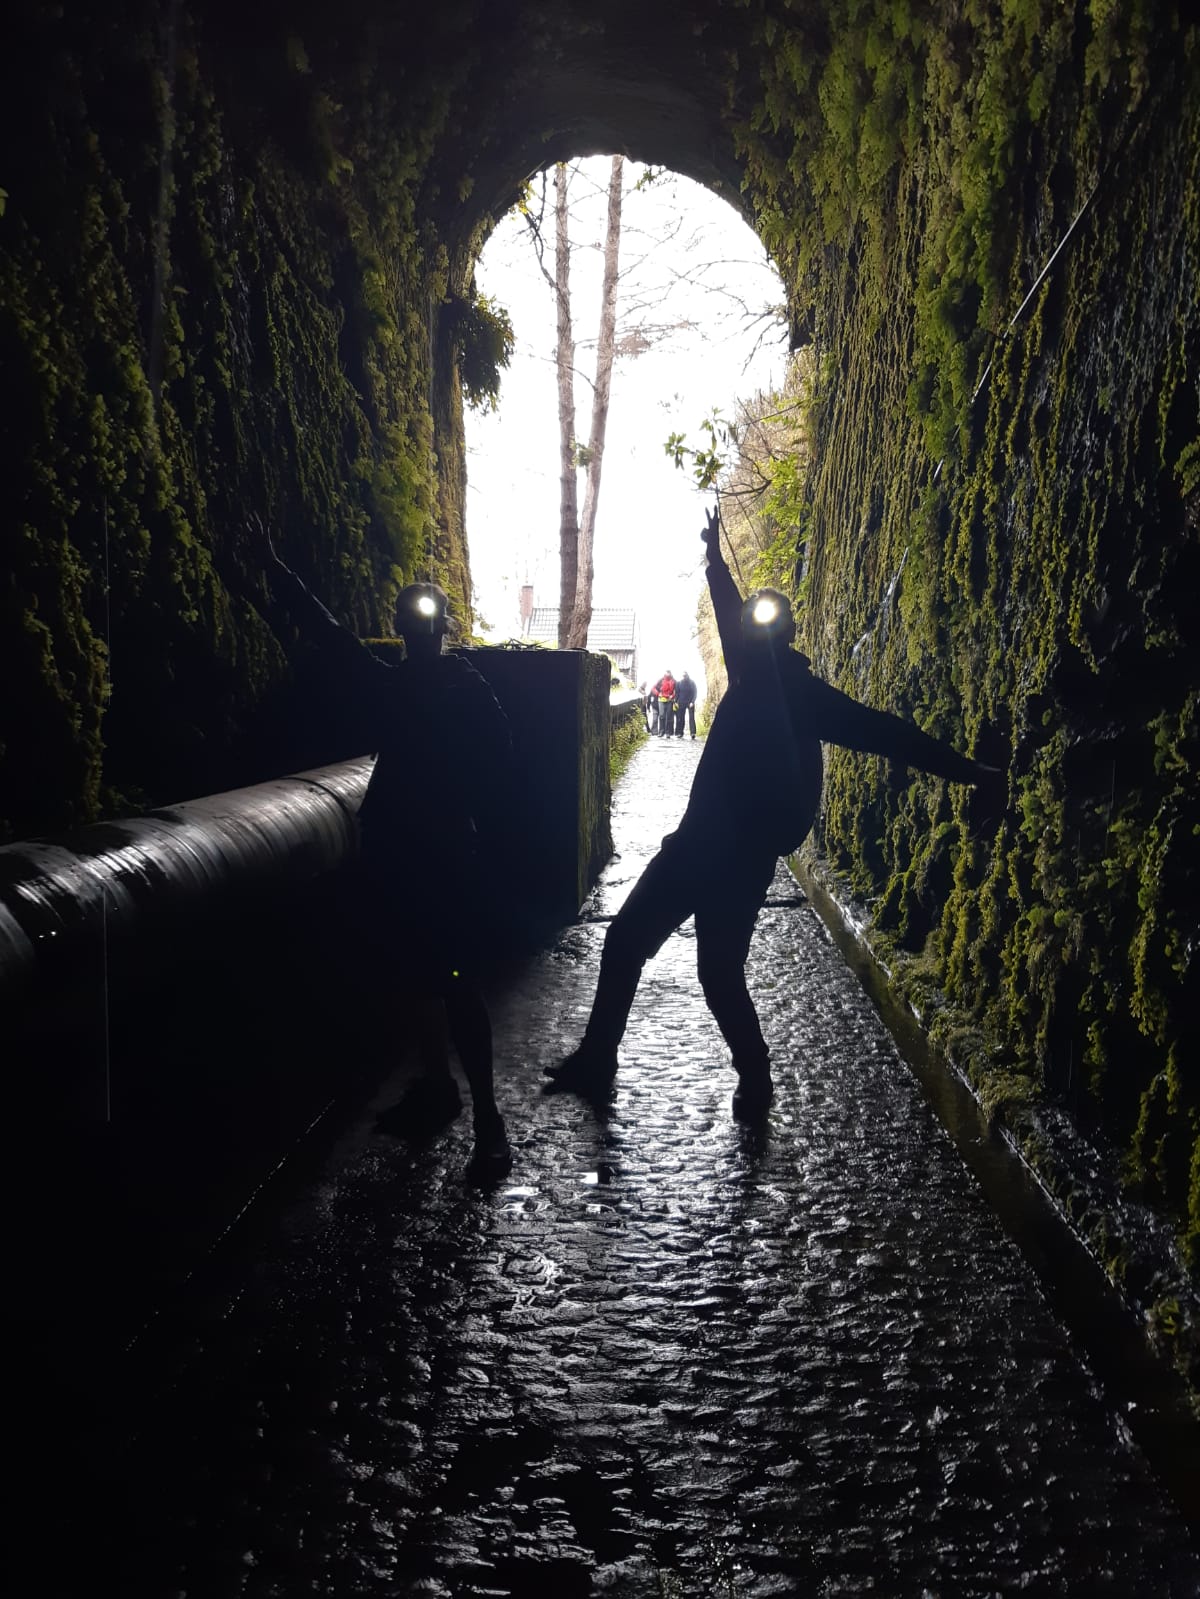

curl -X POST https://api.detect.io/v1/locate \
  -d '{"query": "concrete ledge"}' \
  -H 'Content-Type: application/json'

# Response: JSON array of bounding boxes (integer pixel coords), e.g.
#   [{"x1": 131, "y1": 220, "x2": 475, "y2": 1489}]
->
[
  {"x1": 465, "y1": 645, "x2": 614, "y2": 928},
  {"x1": 793, "y1": 848, "x2": 1199, "y2": 1424}
]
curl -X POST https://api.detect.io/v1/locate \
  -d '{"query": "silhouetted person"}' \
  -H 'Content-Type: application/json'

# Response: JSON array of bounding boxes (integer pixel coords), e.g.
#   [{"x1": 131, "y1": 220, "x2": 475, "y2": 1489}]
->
[
  {"x1": 546, "y1": 506, "x2": 1000, "y2": 1117},
  {"x1": 674, "y1": 671, "x2": 697, "y2": 738},
  {"x1": 256, "y1": 532, "x2": 513, "y2": 1175}
]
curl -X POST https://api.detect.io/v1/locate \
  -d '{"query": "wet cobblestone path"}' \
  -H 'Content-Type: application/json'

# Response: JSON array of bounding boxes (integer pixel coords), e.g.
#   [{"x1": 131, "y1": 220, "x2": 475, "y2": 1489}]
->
[{"x1": 118, "y1": 739, "x2": 1198, "y2": 1596}]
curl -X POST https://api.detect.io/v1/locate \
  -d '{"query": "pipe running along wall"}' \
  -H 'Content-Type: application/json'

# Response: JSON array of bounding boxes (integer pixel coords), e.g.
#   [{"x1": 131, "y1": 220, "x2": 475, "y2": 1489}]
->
[
  {"x1": 0, "y1": 648, "x2": 619, "y2": 1000},
  {"x1": 0, "y1": 760, "x2": 372, "y2": 1000}
]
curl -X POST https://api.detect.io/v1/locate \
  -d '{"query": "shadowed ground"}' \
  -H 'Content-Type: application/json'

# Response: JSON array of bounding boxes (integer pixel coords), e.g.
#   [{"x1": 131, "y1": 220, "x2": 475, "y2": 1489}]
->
[{"x1": 112, "y1": 738, "x2": 1198, "y2": 1596}]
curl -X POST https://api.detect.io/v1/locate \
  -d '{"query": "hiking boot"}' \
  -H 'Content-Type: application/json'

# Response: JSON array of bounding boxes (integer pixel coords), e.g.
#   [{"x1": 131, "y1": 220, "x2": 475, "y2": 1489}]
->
[
  {"x1": 467, "y1": 1108, "x2": 512, "y2": 1181},
  {"x1": 731, "y1": 1063, "x2": 773, "y2": 1121},
  {"x1": 543, "y1": 1043, "x2": 619, "y2": 1095}
]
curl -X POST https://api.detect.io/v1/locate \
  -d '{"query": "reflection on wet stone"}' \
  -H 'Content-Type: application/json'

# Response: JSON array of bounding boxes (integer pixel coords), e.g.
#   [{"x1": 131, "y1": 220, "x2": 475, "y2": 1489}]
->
[{"x1": 120, "y1": 739, "x2": 1198, "y2": 1595}]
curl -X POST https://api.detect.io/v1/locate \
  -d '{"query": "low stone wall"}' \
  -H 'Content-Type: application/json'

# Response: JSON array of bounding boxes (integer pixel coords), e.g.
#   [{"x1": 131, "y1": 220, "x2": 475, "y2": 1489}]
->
[
  {"x1": 2, "y1": 646, "x2": 617, "y2": 1359},
  {"x1": 0, "y1": 647, "x2": 615, "y2": 1005},
  {"x1": 466, "y1": 646, "x2": 614, "y2": 935}
]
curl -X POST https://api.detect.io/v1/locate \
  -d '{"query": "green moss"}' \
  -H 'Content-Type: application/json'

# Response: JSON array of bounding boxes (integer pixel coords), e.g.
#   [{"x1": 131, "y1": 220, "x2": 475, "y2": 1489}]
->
[
  {"x1": 445, "y1": 287, "x2": 514, "y2": 412},
  {"x1": 733, "y1": 0, "x2": 1200, "y2": 1271},
  {"x1": 609, "y1": 705, "x2": 648, "y2": 788},
  {"x1": 0, "y1": 0, "x2": 462, "y2": 833}
]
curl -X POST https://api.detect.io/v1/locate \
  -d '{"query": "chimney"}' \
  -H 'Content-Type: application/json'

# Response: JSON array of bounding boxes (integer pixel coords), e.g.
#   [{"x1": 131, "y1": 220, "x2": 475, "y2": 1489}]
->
[{"x1": 519, "y1": 583, "x2": 534, "y2": 631}]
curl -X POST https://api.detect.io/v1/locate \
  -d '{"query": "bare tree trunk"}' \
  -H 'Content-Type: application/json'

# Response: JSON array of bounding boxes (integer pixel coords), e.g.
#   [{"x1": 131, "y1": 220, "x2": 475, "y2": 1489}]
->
[
  {"x1": 567, "y1": 154, "x2": 623, "y2": 651},
  {"x1": 554, "y1": 163, "x2": 579, "y2": 650}
]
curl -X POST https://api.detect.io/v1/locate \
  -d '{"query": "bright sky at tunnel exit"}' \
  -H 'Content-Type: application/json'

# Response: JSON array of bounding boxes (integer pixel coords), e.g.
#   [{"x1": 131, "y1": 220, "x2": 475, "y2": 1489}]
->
[{"x1": 465, "y1": 159, "x2": 788, "y2": 699}]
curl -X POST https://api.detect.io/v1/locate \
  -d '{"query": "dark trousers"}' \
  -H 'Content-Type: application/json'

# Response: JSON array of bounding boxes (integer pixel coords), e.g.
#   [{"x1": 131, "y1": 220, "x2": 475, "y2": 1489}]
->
[
  {"x1": 675, "y1": 703, "x2": 695, "y2": 737},
  {"x1": 581, "y1": 829, "x2": 777, "y2": 1067},
  {"x1": 658, "y1": 699, "x2": 673, "y2": 733},
  {"x1": 361, "y1": 840, "x2": 498, "y2": 1116}
]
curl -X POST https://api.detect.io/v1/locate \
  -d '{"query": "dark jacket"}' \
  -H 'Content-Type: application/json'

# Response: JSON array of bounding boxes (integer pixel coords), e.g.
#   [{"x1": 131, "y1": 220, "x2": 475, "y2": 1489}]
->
[
  {"x1": 683, "y1": 554, "x2": 989, "y2": 856},
  {"x1": 268, "y1": 564, "x2": 511, "y2": 859}
]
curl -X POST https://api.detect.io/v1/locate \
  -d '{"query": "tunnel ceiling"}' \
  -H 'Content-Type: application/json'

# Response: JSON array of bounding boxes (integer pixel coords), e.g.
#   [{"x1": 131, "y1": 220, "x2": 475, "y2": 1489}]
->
[{"x1": 392, "y1": 1, "x2": 761, "y2": 256}]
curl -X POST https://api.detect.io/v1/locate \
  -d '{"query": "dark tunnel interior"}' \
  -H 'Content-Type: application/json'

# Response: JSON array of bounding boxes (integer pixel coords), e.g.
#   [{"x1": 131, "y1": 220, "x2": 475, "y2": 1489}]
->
[{"x1": 1, "y1": 1, "x2": 1198, "y2": 1588}]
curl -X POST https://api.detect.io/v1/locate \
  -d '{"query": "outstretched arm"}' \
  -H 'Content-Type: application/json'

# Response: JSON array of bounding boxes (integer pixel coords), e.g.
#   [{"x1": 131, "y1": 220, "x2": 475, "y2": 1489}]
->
[
  {"x1": 701, "y1": 505, "x2": 745, "y2": 680},
  {"x1": 805, "y1": 674, "x2": 998, "y2": 785}
]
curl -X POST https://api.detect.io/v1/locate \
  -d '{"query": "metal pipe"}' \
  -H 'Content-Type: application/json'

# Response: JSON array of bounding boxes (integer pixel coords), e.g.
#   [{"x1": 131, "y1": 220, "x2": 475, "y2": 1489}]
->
[{"x1": 0, "y1": 759, "x2": 373, "y2": 998}]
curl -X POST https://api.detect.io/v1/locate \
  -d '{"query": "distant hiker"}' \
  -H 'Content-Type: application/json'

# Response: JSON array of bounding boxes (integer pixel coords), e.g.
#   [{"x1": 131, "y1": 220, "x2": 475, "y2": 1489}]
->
[
  {"x1": 638, "y1": 682, "x2": 652, "y2": 734},
  {"x1": 674, "y1": 671, "x2": 697, "y2": 738},
  {"x1": 546, "y1": 505, "x2": 1000, "y2": 1118},
  {"x1": 253, "y1": 528, "x2": 513, "y2": 1177},
  {"x1": 656, "y1": 671, "x2": 677, "y2": 736},
  {"x1": 650, "y1": 674, "x2": 667, "y2": 734}
]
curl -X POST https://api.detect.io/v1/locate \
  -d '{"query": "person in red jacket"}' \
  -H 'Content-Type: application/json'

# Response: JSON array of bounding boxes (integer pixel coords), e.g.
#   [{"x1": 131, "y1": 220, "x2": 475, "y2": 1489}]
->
[
  {"x1": 647, "y1": 678, "x2": 662, "y2": 735},
  {"x1": 655, "y1": 671, "x2": 677, "y2": 736},
  {"x1": 545, "y1": 506, "x2": 1001, "y2": 1117}
]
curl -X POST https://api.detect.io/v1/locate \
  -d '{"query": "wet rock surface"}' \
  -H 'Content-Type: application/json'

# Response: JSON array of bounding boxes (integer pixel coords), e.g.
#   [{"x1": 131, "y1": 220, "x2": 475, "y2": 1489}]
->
[{"x1": 115, "y1": 740, "x2": 1198, "y2": 1595}]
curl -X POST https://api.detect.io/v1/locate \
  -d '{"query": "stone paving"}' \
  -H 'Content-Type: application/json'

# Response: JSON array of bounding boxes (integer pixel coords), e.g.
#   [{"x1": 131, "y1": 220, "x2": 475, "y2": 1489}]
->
[{"x1": 116, "y1": 738, "x2": 1199, "y2": 1596}]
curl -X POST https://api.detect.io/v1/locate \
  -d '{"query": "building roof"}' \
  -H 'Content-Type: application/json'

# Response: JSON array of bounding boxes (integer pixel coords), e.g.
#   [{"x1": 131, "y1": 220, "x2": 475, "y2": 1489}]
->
[{"x1": 526, "y1": 607, "x2": 638, "y2": 654}]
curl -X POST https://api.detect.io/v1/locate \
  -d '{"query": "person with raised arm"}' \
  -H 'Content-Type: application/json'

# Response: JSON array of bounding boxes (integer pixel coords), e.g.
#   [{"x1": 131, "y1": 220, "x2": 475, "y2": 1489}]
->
[{"x1": 545, "y1": 506, "x2": 1001, "y2": 1117}]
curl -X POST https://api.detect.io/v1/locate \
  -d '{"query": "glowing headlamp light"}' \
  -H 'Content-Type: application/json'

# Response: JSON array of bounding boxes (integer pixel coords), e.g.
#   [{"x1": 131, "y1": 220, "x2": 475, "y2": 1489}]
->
[
  {"x1": 416, "y1": 595, "x2": 438, "y2": 618},
  {"x1": 751, "y1": 596, "x2": 780, "y2": 627}
]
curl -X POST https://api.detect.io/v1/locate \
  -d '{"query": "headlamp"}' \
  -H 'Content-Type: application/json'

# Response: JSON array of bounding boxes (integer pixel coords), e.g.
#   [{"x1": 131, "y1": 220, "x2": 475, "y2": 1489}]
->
[
  {"x1": 416, "y1": 595, "x2": 438, "y2": 618},
  {"x1": 751, "y1": 596, "x2": 780, "y2": 627}
]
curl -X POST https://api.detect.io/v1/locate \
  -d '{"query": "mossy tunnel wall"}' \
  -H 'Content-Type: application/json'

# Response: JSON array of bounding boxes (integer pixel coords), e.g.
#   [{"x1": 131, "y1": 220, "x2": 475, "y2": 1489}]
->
[{"x1": 1, "y1": 2, "x2": 1196, "y2": 1276}]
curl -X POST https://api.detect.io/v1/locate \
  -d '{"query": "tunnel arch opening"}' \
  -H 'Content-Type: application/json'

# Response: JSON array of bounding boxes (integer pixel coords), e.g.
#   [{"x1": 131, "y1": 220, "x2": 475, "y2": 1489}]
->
[
  {"x1": 408, "y1": 4, "x2": 807, "y2": 645},
  {"x1": 459, "y1": 154, "x2": 790, "y2": 692}
]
